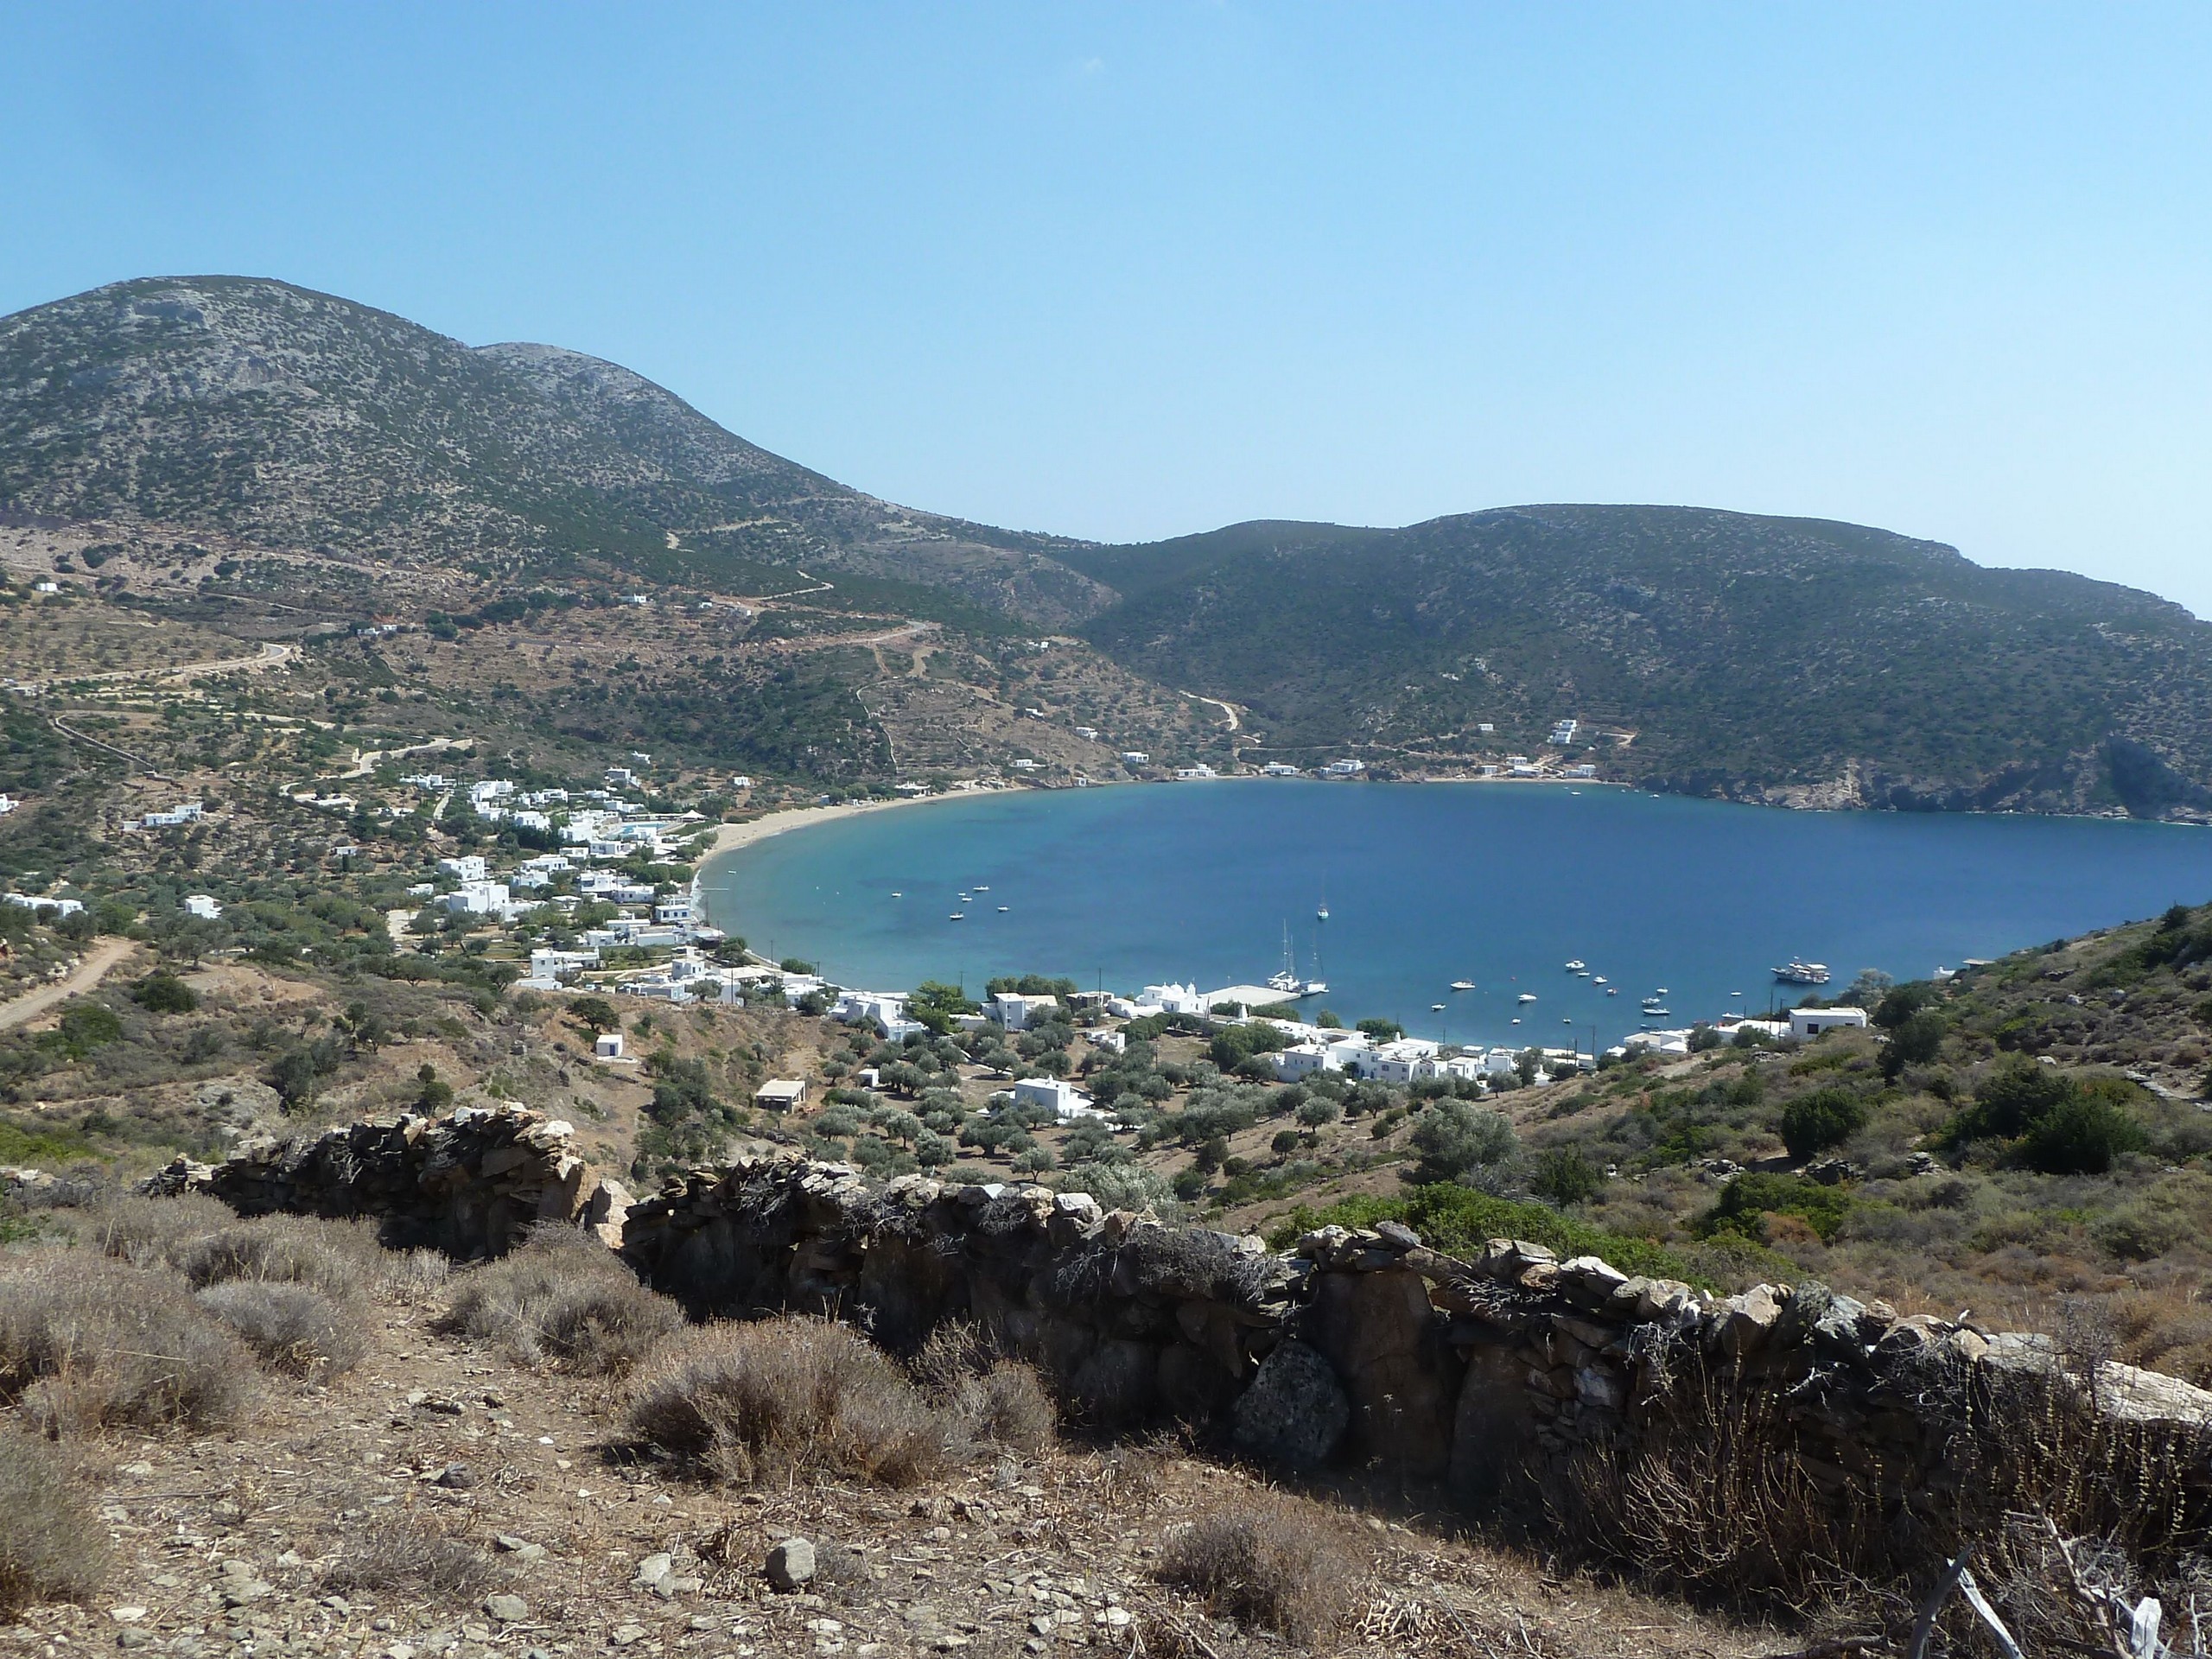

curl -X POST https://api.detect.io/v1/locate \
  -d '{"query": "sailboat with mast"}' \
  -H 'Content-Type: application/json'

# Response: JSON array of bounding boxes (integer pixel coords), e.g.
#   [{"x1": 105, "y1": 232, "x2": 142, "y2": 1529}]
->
[{"x1": 1267, "y1": 920, "x2": 1328, "y2": 998}]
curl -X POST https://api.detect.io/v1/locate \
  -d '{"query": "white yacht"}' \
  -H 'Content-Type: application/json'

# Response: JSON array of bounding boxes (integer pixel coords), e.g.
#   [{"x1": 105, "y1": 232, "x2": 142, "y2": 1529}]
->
[
  {"x1": 1564, "y1": 959, "x2": 1586, "y2": 972},
  {"x1": 1517, "y1": 992, "x2": 1538, "y2": 1004},
  {"x1": 1449, "y1": 980, "x2": 1475, "y2": 992}
]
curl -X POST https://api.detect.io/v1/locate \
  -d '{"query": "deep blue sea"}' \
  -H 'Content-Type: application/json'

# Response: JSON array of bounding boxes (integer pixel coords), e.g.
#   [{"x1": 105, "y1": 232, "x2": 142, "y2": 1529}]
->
[{"x1": 700, "y1": 782, "x2": 2212, "y2": 1051}]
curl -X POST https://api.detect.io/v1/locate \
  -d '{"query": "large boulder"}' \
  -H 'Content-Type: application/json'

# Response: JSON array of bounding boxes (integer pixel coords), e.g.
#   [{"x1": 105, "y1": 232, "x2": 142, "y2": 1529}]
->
[
  {"x1": 1308, "y1": 1266, "x2": 1459, "y2": 1475},
  {"x1": 1232, "y1": 1338, "x2": 1350, "y2": 1470}
]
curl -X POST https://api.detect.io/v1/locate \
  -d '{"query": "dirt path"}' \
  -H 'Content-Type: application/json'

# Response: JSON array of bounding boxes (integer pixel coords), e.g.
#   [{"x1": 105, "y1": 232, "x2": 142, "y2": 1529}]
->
[
  {"x1": 15, "y1": 639, "x2": 291, "y2": 693},
  {"x1": 1180, "y1": 689, "x2": 1242, "y2": 730},
  {"x1": 0, "y1": 937, "x2": 136, "y2": 1031}
]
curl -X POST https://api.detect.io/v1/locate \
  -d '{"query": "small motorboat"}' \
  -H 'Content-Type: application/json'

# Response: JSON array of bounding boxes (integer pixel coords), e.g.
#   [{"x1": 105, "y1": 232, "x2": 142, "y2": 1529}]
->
[
  {"x1": 948, "y1": 912, "x2": 965, "y2": 920},
  {"x1": 997, "y1": 906, "x2": 1009, "y2": 912},
  {"x1": 1510, "y1": 1017, "x2": 1522, "y2": 1026},
  {"x1": 1518, "y1": 992, "x2": 1538, "y2": 1004},
  {"x1": 974, "y1": 885, "x2": 989, "y2": 892},
  {"x1": 1592, "y1": 976, "x2": 1607, "y2": 985},
  {"x1": 1450, "y1": 980, "x2": 1475, "y2": 991},
  {"x1": 1431, "y1": 1002, "x2": 1446, "y2": 1012},
  {"x1": 1564, "y1": 960, "x2": 1586, "y2": 972},
  {"x1": 891, "y1": 891, "x2": 902, "y2": 898},
  {"x1": 1605, "y1": 988, "x2": 1619, "y2": 996},
  {"x1": 1642, "y1": 1007, "x2": 1670, "y2": 1019}
]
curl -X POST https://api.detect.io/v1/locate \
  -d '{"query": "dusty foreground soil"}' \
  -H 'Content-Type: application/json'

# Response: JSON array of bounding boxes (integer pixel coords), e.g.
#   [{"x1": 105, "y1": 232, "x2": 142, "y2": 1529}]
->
[{"x1": 0, "y1": 1280, "x2": 1783, "y2": 1659}]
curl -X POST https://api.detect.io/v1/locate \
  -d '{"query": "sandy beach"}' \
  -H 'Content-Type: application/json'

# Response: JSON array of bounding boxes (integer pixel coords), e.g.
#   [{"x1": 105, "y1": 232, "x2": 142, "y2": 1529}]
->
[{"x1": 698, "y1": 786, "x2": 1004, "y2": 866}]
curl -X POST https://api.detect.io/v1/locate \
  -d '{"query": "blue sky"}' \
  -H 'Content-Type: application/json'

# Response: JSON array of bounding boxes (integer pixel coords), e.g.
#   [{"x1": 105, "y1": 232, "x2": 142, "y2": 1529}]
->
[{"x1": 4, "y1": 3, "x2": 2210, "y2": 611}]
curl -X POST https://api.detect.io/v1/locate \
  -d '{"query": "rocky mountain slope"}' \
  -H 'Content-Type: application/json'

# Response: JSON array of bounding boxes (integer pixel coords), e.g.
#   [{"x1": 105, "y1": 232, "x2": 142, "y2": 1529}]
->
[
  {"x1": 10, "y1": 276, "x2": 2212, "y2": 815},
  {"x1": 0, "y1": 277, "x2": 1107, "y2": 623},
  {"x1": 1067, "y1": 507, "x2": 2212, "y2": 817}
]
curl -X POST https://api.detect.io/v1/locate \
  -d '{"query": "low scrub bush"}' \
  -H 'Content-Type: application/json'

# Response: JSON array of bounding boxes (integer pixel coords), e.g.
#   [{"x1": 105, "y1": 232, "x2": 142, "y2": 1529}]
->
[
  {"x1": 439, "y1": 1227, "x2": 679, "y2": 1375},
  {"x1": 627, "y1": 1316, "x2": 944, "y2": 1487},
  {"x1": 1268, "y1": 1185, "x2": 1707, "y2": 1285},
  {"x1": 1695, "y1": 1172, "x2": 1853, "y2": 1244},
  {"x1": 175, "y1": 1215, "x2": 383, "y2": 1299},
  {"x1": 197, "y1": 1281, "x2": 367, "y2": 1377},
  {"x1": 0, "y1": 1256, "x2": 255, "y2": 1433},
  {"x1": 0, "y1": 1433, "x2": 108, "y2": 1618},
  {"x1": 86, "y1": 1191, "x2": 237, "y2": 1268},
  {"x1": 1777, "y1": 1086, "x2": 1867, "y2": 1159},
  {"x1": 1154, "y1": 1492, "x2": 1357, "y2": 1643},
  {"x1": 911, "y1": 1321, "x2": 1058, "y2": 1454},
  {"x1": 323, "y1": 1510, "x2": 499, "y2": 1602}
]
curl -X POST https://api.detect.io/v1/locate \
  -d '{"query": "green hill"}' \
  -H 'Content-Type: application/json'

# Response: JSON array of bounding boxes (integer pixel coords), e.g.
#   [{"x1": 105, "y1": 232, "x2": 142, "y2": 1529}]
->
[{"x1": 1065, "y1": 506, "x2": 2212, "y2": 817}]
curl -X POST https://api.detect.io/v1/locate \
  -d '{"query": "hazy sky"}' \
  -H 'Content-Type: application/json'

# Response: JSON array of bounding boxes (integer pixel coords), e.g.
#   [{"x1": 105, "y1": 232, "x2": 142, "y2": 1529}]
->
[{"x1": 4, "y1": 3, "x2": 2210, "y2": 612}]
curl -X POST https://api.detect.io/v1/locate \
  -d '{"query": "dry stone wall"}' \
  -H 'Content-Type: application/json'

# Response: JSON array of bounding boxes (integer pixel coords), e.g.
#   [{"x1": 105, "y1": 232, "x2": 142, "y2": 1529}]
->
[
  {"x1": 623, "y1": 1156, "x2": 2212, "y2": 1538},
  {"x1": 147, "y1": 1117, "x2": 2212, "y2": 1548},
  {"x1": 144, "y1": 1104, "x2": 629, "y2": 1258}
]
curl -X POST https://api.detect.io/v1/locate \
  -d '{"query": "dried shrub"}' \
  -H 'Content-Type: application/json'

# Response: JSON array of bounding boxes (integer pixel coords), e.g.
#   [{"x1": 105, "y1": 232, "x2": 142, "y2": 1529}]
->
[
  {"x1": 0, "y1": 1255, "x2": 256, "y2": 1433},
  {"x1": 1154, "y1": 1491, "x2": 1357, "y2": 1643},
  {"x1": 439, "y1": 1227, "x2": 679, "y2": 1375},
  {"x1": 946, "y1": 1362, "x2": 1058, "y2": 1455},
  {"x1": 174, "y1": 1215, "x2": 383, "y2": 1299},
  {"x1": 323, "y1": 1510, "x2": 499, "y2": 1602},
  {"x1": 910, "y1": 1319, "x2": 1058, "y2": 1455},
  {"x1": 626, "y1": 1316, "x2": 944, "y2": 1487},
  {"x1": 377, "y1": 1248, "x2": 453, "y2": 1306},
  {"x1": 84, "y1": 1191, "x2": 236, "y2": 1268},
  {"x1": 0, "y1": 1433, "x2": 108, "y2": 1617},
  {"x1": 196, "y1": 1281, "x2": 368, "y2": 1377}
]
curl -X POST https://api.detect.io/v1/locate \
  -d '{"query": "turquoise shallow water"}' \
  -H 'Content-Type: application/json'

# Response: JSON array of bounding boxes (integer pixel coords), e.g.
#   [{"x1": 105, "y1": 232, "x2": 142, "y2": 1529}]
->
[{"x1": 701, "y1": 782, "x2": 2212, "y2": 1050}]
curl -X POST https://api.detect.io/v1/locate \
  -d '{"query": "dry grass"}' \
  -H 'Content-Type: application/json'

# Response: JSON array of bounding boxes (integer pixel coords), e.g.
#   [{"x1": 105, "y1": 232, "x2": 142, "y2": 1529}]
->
[
  {"x1": 439, "y1": 1226, "x2": 680, "y2": 1375},
  {"x1": 944, "y1": 1361, "x2": 1058, "y2": 1455},
  {"x1": 0, "y1": 1255, "x2": 257, "y2": 1433},
  {"x1": 1154, "y1": 1489, "x2": 1359, "y2": 1644},
  {"x1": 196, "y1": 1281, "x2": 368, "y2": 1377},
  {"x1": 626, "y1": 1316, "x2": 944, "y2": 1488},
  {"x1": 174, "y1": 1215, "x2": 384, "y2": 1299},
  {"x1": 910, "y1": 1319, "x2": 1058, "y2": 1455},
  {"x1": 0, "y1": 1432, "x2": 109, "y2": 1618},
  {"x1": 84, "y1": 1191, "x2": 238, "y2": 1268},
  {"x1": 321, "y1": 1510, "x2": 500, "y2": 1603}
]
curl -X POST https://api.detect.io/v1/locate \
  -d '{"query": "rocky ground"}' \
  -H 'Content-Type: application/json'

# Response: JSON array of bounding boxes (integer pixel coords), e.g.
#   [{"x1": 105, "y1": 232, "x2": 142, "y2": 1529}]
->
[{"x1": 0, "y1": 1249, "x2": 1777, "y2": 1659}]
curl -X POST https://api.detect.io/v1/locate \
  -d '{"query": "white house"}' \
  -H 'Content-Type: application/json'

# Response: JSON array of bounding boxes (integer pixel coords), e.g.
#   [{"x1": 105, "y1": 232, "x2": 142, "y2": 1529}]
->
[
  {"x1": 437, "y1": 881, "x2": 512, "y2": 916},
  {"x1": 1012, "y1": 1077, "x2": 1098, "y2": 1120},
  {"x1": 1362, "y1": 1037, "x2": 1441, "y2": 1084},
  {"x1": 1086, "y1": 1028, "x2": 1127, "y2": 1052},
  {"x1": 143, "y1": 802, "x2": 204, "y2": 827},
  {"x1": 836, "y1": 990, "x2": 925, "y2": 1040},
  {"x1": 992, "y1": 991, "x2": 1063, "y2": 1031},
  {"x1": 529, "y1": 947, "x2": 600, "y2": 982},
  {"x1": 594, "y1": 1032, "x2": 626, "y2": 1059},
  {"x1": 1119, "y1": 751, "x2": 1150, "y2": 766},
  {"x1": 183, "y1": 894, "x2": 222, "y2": 920},
  {"x1": 438, "y1": 855, "x2": 488, "y2": 882},
  {"x1": 1322, "y1": 759, "x2": 1365, "y2": 777},
  {"x1": 754, "y1": 1078, "x2": 809, "y2": 1112},
  {"x1": 1790, "y1": 1007, "x2": 1870, "y2": 1039},
  {"x1": 1268, "y1": 1042, "x2": 1339, "y2": 1081},
  {"x1": 1173, "y1": 764, "x2": 1217, "y2": 781},
  {"x1": 1260, "y1": 762, "x2": 1302, "y2": 777},
  {"x1": 6, "y1": 893, "x2": 84, "y2": 917},
  {"x1": 653, "y1": 899, "x2": 693, "y2": 925}
]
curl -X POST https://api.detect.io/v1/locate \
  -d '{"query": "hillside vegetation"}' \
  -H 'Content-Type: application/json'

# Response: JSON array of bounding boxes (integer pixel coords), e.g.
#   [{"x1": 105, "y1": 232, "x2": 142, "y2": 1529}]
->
[
  {"x1": 5, "y1": 278, "x2": 2212, "y2": 813},
  {"x1": 1068, "y1": 507, "x2": 2212, "y2": 817}
]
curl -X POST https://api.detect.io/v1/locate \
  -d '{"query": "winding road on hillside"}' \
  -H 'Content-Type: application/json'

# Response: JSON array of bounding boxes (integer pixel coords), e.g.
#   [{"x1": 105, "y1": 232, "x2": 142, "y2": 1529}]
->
[
  {"x1": 0, "y1": 938, "x2": 137, "y2": 1032},
  {"x1": 10, "y1": 639, "x2": 292, "y2": 694}
]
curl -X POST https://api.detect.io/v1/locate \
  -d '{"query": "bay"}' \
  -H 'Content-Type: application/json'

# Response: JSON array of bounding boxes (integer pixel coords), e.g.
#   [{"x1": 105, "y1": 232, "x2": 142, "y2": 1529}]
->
[{"x1": 700, "y1": 781, "x2": 2212, "y2": 1050}]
